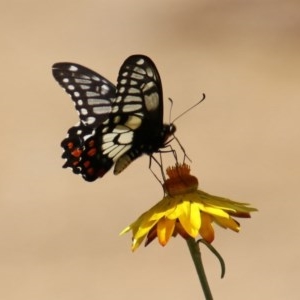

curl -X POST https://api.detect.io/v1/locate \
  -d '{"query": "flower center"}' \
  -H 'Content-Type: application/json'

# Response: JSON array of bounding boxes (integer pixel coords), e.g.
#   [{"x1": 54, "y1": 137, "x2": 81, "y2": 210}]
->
[{"x1": 163, "y1": 164, "x2": 199, "y2": 196}]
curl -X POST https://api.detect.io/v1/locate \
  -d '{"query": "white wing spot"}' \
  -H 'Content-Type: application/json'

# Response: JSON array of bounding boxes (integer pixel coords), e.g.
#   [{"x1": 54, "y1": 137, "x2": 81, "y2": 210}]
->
[
  {"x1": 113, "y1": 125, "x2": 129, "y2": 134},
  {"x1": 82, "y1": 131, "x2": 94, "y2": 141},
  {"x1": 128, "y1": 87, "x2": 140, "y2": 94},
  {"x1": 123, "y1": 104, "x2": 142, "y2": 112},
  {"x1": 136, "y1": 58, "x2": 145, "y2": 65},
  {"x1": 130, "y1": 73, "x2": 144, "y2": 80},
  {"x1": 101, "y1": 85, "x2": 111, "y2": 95},
  {"x1": 134, "y1": 112, "x2": 143, "y2": 118},
  {"x1": 92, "y1": 75, "x2": 100, "y2": 81},
  {"x1": 125, "y1": 116, "x2": 142, "y2": 130},
  {"x1": 103, "y1": 133, "x2": 118, "y2": 143},
  {"x1": 63, "y1": 78, "x2": 69, "y2": 83},
  {"x1": 134, "y1": 67, "x2": 146, "y2": 75},
  {"x1": 74, "y1": 92, "x2": 80, "y2": 97},
  {"x1": 75, "y1": 78, "x2": 91, "y2": 84},
  {"x1": 69, "y1": 65, "x2": 78, "y2": 71},
  {"x1": 81, "y1": 108, "x2": 88, "y2": 115},
  {"x1": 118, "y1": 131, "x2": 133, "y2": 144},
  {"x1": 93, "y1": 106, "x2": 111, "y2": 115},
  {"x1": 119, "y1": 87, "x2": 125, "y2": 93},
  {"x1": 77, "y1": 100, "x2": 83, "y2": 106},
  {"x1": 120, "y1": 79, "x2": 127, "y2": 84},
  {"x1": 143, "y1": 81, "x2": 155, "y2": 92},
  {"x1": 114, "y1": 116, "x2": 121, "y2": 124},
  {"x1": 108, "y1": 145, "x2": 124, "y2": 159},
  {"x1": 103, "y1": 145, "x2": 118, "y2": 156},
  {"x1": 123, "y1": 95, "x2": 142, "y2": 103},
  {"x1": 86, "y1": 91, "x2": 99, "y2": 97},
  {"x1": 110, "y1": 145, "x2": 131, "y2": 160},
  {"x1": 88, "y1": 98, "x2": 110, "y2": 106},
  {"x1": 68, "y1": 85, "x2": 75, "y2": 90},
  {"x1": 102, "y1": 142, "x2": 115, "y2": 151},
  {"x1": 116, "y1": 96, "x2": 122, "y2": 103},
  {"x1": 130, "y1": 80, "x2": 138, "y2": 85},
  {"x1": 86, "y1": 116, "x2": 96, "y2": 125},
  {"x1": 146, "y1": 67, "x2": 154, "y2": 78},
  {"x1": 145, "y1": 92, "x2": 159, "y2": 112},
  {"x1": 112, "y1": 106, "x2": 119, "y2": 113}
]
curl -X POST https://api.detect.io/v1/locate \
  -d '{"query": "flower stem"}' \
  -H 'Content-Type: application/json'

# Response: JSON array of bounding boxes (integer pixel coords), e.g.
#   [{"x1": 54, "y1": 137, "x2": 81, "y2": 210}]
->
[{"x1": 186, "y1": 237, "x2": 213, "y2": 300}]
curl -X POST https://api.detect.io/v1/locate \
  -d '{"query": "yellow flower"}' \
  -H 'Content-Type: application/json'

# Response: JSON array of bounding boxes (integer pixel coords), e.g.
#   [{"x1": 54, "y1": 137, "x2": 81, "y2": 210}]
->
[{"x1": 121, "y1": 164, "x2": 257, "y2": 251}]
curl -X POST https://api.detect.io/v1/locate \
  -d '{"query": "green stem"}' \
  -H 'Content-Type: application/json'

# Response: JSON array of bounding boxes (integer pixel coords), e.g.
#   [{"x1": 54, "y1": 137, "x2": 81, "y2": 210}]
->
[{"x1": 186, "y1": 237, "x2": 213, "y2": 300}]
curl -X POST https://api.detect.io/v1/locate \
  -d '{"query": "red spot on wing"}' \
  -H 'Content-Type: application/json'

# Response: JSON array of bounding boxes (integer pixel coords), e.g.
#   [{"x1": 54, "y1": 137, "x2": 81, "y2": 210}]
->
[
  {"x1": 87, "y1": 168, "x2": 95, "y2": 176},
  {"x1": 67, "y1": 142, "x2": 74, "y2": 149},
  {"x1": 71, "y1": 149, "x2": 82, "y2": 157},
  {"x1": 83, "y1": 160, "x2": 91, "y2": 168},
  {"x1": 87, "y1": 148, "x2": 96, "y2": 157},
  {"x1": 88, "y1": 140, "x2": 95, "y2": 147}
]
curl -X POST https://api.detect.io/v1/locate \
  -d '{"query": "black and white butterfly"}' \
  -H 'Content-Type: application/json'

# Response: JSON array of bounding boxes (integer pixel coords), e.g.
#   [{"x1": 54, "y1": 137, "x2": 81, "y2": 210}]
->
[{"x1": 52, "y1": 55, "x2": 176, "y2": 181}]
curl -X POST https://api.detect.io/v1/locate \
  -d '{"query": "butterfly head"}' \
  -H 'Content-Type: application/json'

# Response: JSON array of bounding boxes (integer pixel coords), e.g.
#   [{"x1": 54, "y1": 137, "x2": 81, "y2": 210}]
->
[{"x1": 163, "y1": 123, "x2": 176, "y2": 143}]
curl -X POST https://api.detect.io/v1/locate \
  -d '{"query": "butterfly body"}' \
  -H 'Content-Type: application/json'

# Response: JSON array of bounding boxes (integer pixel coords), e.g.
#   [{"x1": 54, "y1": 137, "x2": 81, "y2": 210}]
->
[{"x1": 53, "y1": 55, "x2": 175, "y2": 181}]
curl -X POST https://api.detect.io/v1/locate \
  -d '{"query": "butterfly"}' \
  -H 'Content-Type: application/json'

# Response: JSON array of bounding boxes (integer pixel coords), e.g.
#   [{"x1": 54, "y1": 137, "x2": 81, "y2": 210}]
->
[{"x1": 52, "y1": 55, "x2": 176, "y2": 181}]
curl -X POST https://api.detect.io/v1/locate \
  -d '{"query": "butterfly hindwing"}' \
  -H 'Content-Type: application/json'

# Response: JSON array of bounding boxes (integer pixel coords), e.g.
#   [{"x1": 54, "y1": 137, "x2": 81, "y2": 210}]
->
[{"x1": 60, "y1": 123, "x2": 95, "y2": 173}]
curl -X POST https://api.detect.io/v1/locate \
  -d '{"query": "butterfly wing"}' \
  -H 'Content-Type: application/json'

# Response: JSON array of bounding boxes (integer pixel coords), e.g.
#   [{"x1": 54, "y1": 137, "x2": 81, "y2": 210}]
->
[
  {"x1": 72, "y1": 55, "x2": 166, "y2": 179},
  {"x1": 115, "y1": 55, "x2": 163, "y2": 125},
  {"x1": 112, "y1": 55, "x2": 167, "y2": 174},
  {"x1": 52, "y1": 63, "x2": 117, "y2": 180},
  {"x1": 54, "y1": 55, "x2": 172, "y2": 181},
  {"x1": 52, "y1": 62, "x2": 116, "y2": 127}
]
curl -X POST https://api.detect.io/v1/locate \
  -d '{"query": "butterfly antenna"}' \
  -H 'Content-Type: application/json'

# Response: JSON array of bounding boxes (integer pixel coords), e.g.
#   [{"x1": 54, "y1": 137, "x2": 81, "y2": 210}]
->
[{"x1": 171, "y1": 93, "x2": 206, "y2": 124}]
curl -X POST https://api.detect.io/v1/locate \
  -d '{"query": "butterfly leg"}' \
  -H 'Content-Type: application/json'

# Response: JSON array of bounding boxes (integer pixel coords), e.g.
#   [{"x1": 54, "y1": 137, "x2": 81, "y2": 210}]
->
[
  {"x1": 172, "y1": 135, "x2": 192, "y2": 164},
  {"x1": 149, "y1": 155, "x2": 165, "y2": 187}
]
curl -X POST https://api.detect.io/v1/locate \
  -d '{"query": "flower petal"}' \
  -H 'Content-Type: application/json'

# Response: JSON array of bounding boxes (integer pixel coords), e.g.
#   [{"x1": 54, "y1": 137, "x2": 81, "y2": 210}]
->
[
  {"x1": 157, "y1": 217, "x2": 175, "y2": 246},
  {"x1": 199, "y1": 213, "x2": 215, "y2": 243},
  {"x1": 178, "y1": 201, "x2": 200, "y2": 237},
  {"x1": 201, "y1": 206, "x2": 230, "y2": 219},
  {"x1": 214, "y1": 215, "x2": 240, "y2": 232}
]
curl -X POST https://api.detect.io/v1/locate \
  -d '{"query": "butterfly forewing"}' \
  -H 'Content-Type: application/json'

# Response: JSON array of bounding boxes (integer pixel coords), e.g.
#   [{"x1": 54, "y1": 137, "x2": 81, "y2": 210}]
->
[
  {"x1": 52, "y1": 63, "x2": 116, "y2": 127},
  {"x1": 109, "y1": 55, "x2": 171, "y2": 174},
  {"x1": 115, "y1": 55, "x2": 163, "y2": 126}
]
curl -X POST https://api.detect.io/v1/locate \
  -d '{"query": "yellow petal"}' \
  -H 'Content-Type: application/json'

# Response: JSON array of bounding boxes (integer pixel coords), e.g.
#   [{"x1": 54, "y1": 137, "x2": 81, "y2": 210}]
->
[
  {"x1": 201, "y1": 206, "x2": 230, "y2": 218},
  {"x1": 131, "y1": 236, "x2": 146, "y2": 251},
  {"x1": 178, "y1": 202, "x2": 200, "y2": 237},
  {"x1": 166, "y1": 206, "x2": 181, "y2": 220},
  {"x1": 189, "y1": 202, "x2": 201, "y2": 230},
  {"x1": 197, "y1": 190, "x2": 257, "y2": 214},
  {"x1": 214, "y1": 215, "x2": 240, "y2": 232},
  {"x1": 157, "y1": 217, "x2": 175, "y2": 246},
  {"x1": 120, "y1": 226, "x2": 131, "y2": 235},
  {"x1": 199, "y1": 213, "x2": 215, "y2": 243},
  {"x1": 134, "y1": 220, "x2": 158, "y2": 240}
]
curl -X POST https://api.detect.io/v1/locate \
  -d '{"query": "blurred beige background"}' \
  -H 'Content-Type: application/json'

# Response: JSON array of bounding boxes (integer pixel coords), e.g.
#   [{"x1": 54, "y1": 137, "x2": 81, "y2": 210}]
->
[{"x1": 1, "y1": 0, "x2": 299, "y2": 299}]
